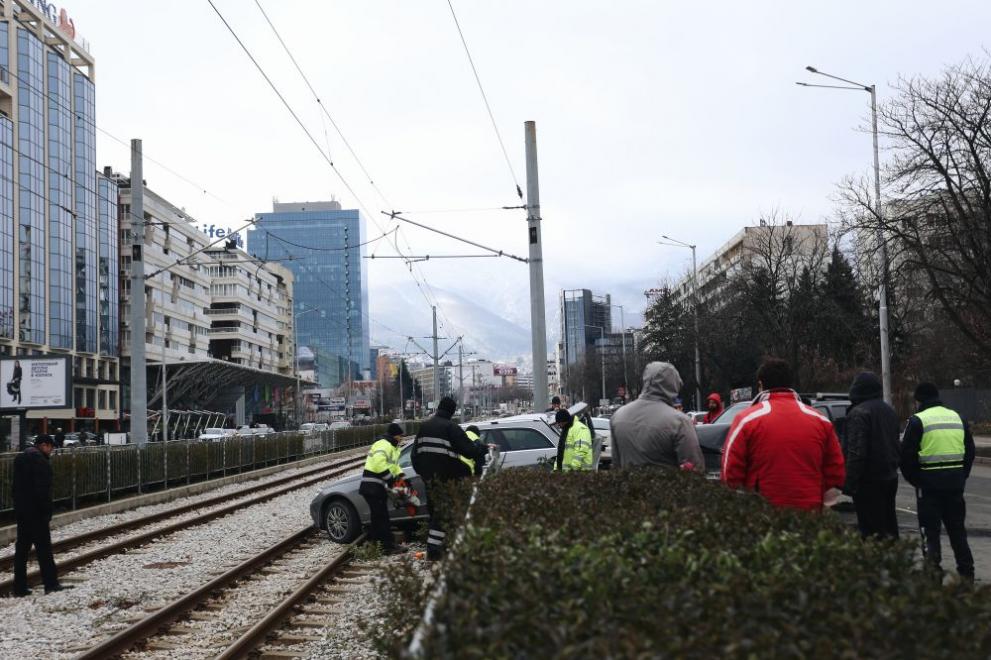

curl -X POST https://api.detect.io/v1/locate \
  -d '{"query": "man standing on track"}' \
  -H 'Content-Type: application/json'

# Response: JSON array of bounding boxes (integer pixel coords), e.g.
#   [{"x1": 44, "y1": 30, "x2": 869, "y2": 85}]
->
[
  {"x1": 358, "y1": 423, "x2": 406, "y2": 554},
  {"x1": 411, "y1": 397, "x2": 486, "y2": 561},
  {"x1": 12, "y1": 434, "x2": 70, "y2": 596}
]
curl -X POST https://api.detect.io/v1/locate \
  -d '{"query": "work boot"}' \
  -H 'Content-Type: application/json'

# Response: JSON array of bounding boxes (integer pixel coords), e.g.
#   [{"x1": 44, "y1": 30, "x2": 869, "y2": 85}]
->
[
  {"x1": 12, "y1": 589, "x2": 32, "y2": 598},
  {"x1": 45, "y1": 584, "x2": 74, "y2": 594}
]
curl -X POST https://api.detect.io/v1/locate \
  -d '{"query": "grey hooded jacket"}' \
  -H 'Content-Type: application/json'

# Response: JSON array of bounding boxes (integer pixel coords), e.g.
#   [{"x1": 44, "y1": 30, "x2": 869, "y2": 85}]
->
[{"x1": 610, "y1": 362, "x2": 705, "y2": 472}]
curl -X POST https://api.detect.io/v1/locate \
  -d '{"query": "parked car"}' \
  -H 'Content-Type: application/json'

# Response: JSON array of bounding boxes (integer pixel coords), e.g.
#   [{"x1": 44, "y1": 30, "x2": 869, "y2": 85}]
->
[
  {"x1": 589, "y1": 416, "x2": 613, "y2": 469},
  {"x1": 199, "y1": 427, "x2": 235, "y2": 442},
  {"x1": 299, "y1": 422, "x2": 329, "y2": 434},
  {"x1": 310, "y1": 404, "x2": 593, "y2": 543},
  {"x1": 695, "y1": 394, "x2": 851, "y2": 479},
  {"x1": 329, "y1": 421, "x2": 352, "y2": 431}
]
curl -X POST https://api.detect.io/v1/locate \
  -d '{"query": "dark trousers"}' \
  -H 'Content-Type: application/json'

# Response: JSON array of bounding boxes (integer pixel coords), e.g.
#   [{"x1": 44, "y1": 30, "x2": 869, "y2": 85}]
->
[
  {"x1": 425, "y1": 498, "x2": 446, "y2": 560},
  {"x1": 14, "y1": 515, "x2": 58, "y2": 593},
  {"x1": 917, "y1": 489, "x2": 974, "y2": 577},
  {"x1": 361, "y1": 492, "x2": 395, "y2": 551},
  {"x1": 853, "y1": 478, "x2": 899, "y2": 539}
]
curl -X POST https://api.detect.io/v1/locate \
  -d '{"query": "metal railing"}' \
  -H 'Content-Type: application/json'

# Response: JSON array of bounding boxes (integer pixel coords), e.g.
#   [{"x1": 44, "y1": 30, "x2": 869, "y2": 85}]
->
[{"x1": 0, "y1": 422, "x2": 421, "y2": 514}]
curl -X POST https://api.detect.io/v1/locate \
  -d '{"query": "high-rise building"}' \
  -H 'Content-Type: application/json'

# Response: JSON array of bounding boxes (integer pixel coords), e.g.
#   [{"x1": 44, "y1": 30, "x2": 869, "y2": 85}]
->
[
  {"x1": 250, "y1": 201, "x2": 370, "y2": 387},
  {"x1": 560, "y1": 289, "x2": 612, "y2": 366},
  {"x1": 0, "y1": 4, "x2": 119, "y2": 438}
]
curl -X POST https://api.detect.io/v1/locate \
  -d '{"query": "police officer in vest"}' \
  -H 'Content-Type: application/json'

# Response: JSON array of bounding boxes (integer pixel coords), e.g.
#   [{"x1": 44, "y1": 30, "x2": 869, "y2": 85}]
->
[
  {"x1": 900, "y1": 382, "x2": 976, "y2": 581},
  {"x1": 463, "y1": 425, "x2": 486, "y2": 477},
  {"x1": 553, "y1": 409, "x2": 594, "y2": 471},
  {"x1": 412, "y1": 397, "x2": 486, "y2": 560},
  {"x1": 358, "y1": 423, "x2": 405, "y2": 554}
]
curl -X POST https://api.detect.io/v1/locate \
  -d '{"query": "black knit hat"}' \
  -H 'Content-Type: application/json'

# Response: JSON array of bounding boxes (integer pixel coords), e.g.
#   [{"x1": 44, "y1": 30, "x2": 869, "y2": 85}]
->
[
  {"x1": 555, "y1": 409, "x2": 572, "y2": 425},
  {"x1": 387, "y1": 423, "x2": 404, "y2": 438},
  {"x1": 438, "y1": 397, "x2": 457, "y2": 415},
  {"x1": 34, "y1": 434, "x2": 53, "y2": 446},
  {"x1": 914, "y1": 382, "x2": 940, "y2": 403}
]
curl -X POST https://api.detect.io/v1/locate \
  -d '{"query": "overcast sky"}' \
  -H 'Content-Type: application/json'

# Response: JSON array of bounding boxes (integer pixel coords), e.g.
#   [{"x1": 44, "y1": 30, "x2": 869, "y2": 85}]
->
[{"x1": 69, "y1": 0, "x2": 991, "y2": 353}]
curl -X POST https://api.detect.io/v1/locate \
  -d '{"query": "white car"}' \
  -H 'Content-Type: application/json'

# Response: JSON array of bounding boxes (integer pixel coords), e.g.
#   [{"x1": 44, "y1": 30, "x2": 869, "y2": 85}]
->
[
  {"x1": 199, "y1": 427, "x2": 235, "y2": 442},
  {"x1": 299, "y1": 423, "x2": 330, "y2": 434},
  {"x1": 329, "y1": 421, "x2": 352, "y2": 431}
]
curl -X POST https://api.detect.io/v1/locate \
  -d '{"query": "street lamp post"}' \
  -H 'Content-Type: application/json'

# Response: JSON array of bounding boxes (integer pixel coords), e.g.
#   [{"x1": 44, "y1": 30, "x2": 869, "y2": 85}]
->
[
  {"x1": 587, "y1": 325, "x2": 606, "y2": 405},
  {"x1": 797, "y1": 66, "x2": 892, "y2": 404},
  {"x1": 658, "y1": 236, "x2": 702, "y2": 411},
  {"x1": 293, "y1": 307, "x2": 319, "y2": 426}
]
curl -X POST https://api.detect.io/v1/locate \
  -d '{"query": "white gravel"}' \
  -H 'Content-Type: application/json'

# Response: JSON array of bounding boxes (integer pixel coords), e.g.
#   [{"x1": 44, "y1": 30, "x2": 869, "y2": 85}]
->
[
  {"x1": 0, "y1": 465, "x2": 362, "y2": 659},
  {"x1": 292, "y1": 545, "x2": 432, "y2": 660},
  {"x1": 0, "y1": 448, "x2": 364, "y2": 561}
]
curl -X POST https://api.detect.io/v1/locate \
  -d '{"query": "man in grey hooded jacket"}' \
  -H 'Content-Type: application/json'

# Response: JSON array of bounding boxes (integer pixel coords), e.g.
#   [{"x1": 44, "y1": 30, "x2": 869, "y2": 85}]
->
[{"x1": 610, "y1": 362, "x2": 705, "y2": 472}]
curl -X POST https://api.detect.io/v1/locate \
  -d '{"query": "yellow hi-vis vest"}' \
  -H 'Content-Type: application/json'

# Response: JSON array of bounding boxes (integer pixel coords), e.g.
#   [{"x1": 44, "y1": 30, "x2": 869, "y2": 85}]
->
[
  {"x1": 361, "y1": 438, "x2": 403, "y2": 490},
  {"x1": 917, "y1": 406, "x2": 966, "y2": 472},
  {"x1": 460, "y1": 430, "x2": 481, "y2": 473},
  {"x1": 556, "y1": 419, "x2": 594, "y2": 472}
]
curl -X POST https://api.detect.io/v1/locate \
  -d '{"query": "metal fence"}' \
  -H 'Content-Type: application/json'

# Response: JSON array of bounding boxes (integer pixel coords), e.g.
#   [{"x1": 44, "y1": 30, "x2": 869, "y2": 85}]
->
[{"x1": 0, "y1": 422, "x2": 421, "y2": 514}]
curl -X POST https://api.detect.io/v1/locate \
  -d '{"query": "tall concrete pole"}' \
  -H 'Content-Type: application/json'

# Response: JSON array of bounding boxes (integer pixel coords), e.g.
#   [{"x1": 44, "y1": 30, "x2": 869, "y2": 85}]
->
[
  {"x1": 130, "y1": 139, "x2": 147, "y2": 446},
  {"x1": 691, "y1": 245, "x2": 702, "y2": 412},
  {"x1": 432, "y1": 306, "x2": 439, "y2": 407},
  {"x1": 458, "y1": 340, "x2": 464, "y2": 412},
  {"x1": 161, "y1": 341, "x2": 168, "y2": 443},
  {"x1": 525, "y1": 121, "x2": 548, "y2": 411},
  {"x1": 870, "y1": 85, "x2": 893, "y2": 405}
]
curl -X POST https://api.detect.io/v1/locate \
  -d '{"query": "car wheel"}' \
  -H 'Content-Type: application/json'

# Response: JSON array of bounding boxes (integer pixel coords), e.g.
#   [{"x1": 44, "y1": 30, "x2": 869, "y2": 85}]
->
[{"x1": 324, "y1": 499, "x2": 360, "y2": 543}]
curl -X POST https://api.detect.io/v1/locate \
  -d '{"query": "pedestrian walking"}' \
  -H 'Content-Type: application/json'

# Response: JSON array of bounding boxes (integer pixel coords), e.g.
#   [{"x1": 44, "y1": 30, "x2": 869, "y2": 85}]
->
[
  {"x1": 900, "y1": 382, "x2": 975, "y2": 581},
  {"x1": 545, "y1": 396, "x2": 562, "y2": 413},
  {"x1": 411, "y1": 396, "x2": 486, "y2": 560},
  {"x1": 12, "y1": 434, "x2": 70, "y2": 596},
  {"x1": 842, "y1": 372, "x2": 901, "y2": 538},
  {"x1": 552, "y1": 409, "x2": 595, "y2": 471},
  {"x1": 53, "y1": 428, "x2": 65, "y2": 449},
  {"x1": 701, "y1": 392, "x2": 724, "y2": 424},
  {"x1": 721, "y1": 358, "x2": 845, "y2": 510},
  {"x1": 358, "y1": 423, "x2": 405, "y2": 553},
  {"x1": 610, "y1": 362, "x2": 704, "y2": 472}
]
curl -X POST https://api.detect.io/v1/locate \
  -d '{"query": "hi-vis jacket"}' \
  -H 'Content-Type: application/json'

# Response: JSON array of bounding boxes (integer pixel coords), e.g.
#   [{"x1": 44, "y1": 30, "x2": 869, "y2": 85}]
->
[
  {"x1": 358, "y1": 437, "x2": 403, "y2": 497},
  {"x1": 900, "y1": 400, "x2": 975, "y2": 491},
  {"x1": 555, "y1": 419, "x2": 594, "y2": 471}
]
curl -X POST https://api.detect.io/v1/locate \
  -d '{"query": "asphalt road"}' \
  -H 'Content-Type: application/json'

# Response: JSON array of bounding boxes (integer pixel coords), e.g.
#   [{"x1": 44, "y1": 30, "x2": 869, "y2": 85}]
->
[{"x1": 837, "y1": 463, "x2": 991, "y2": 582}]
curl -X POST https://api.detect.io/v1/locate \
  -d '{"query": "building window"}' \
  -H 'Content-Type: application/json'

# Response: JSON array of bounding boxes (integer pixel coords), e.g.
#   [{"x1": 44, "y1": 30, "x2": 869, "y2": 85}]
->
[
  {"x1": 109, "y1": 390, "x2": 117, "y2": 411},
  {"x1": 98, "y1": 390, "x2": 106, "y2": 410}
]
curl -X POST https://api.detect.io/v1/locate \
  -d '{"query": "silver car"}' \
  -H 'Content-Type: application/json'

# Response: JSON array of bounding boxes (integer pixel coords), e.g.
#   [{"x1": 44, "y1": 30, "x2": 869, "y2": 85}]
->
[{"x1": 309, "y1": 406, "x2": 592, "y2": 543}]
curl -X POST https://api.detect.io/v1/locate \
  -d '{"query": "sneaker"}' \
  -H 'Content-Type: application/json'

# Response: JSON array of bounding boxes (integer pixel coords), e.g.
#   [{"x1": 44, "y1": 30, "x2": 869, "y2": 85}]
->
[{"x1": 44, "y1": 584, "x2": 74, "y2": 594}]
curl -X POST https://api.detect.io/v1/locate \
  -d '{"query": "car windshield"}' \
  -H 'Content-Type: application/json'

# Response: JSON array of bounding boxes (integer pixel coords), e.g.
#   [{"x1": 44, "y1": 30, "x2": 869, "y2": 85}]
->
[
  {"x1": 713, "y1": 402, "x2": 750, "y2": 425},
  {"x1": 398, "y1": 443, "x2": 413, "y2": 468}
]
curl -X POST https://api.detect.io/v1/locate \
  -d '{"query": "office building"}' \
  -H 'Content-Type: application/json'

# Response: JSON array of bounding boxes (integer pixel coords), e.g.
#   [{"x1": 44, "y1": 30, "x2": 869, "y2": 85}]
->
[
  {"x1": 670, "y1": 223, "x2": 829, "y2": 308},
  {"x1": 560, "y1": 289, "x2": 612, "y2": 366},
  {"x1": 0, "y1": 3, "x2": 120, "y2": 437},
  {"x1": 116, "y1": 176, "x2": 296, "y2": 427},
  {"x1": 250, "y1": 200, "x2": 370, "y2": 388},
  {"x1": 409, "y1": 362, "x2": 455, "y2": 403}
]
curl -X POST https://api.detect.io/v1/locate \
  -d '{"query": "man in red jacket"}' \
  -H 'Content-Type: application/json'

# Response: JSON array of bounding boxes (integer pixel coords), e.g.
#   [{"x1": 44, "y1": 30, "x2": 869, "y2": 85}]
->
[
  {"x1": 701, "y1": 392, "x2": 724, "y2": 424},
  {"x1": 721, "y1": 358, "x2": 845, "y2": 511}
]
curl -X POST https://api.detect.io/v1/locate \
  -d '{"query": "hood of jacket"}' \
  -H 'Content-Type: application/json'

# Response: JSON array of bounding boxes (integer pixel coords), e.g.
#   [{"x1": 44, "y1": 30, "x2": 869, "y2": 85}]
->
[
  {"x1": 638, "y1": 362, "x2": 682, "y2": 405},
  {"x1": 706, "y1": 392, "x2": 723, "y2": 408},
  {"x1": 849, "y1": 372, "x2": 883, "y2": 405}
]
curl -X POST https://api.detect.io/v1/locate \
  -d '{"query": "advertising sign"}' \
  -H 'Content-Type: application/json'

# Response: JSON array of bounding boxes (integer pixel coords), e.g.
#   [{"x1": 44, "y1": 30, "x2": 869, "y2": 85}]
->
[
  {"x1": 353, "y1": 398, "x2": 371, "y2": 410},
  {"x1": 730, "y1": 387, "x2": 753, "y2": 404},
  {"x1": 493, "y1": 365, "x2": 518, "y2": 376},
  {"x1": 0, "y1": 356, "x2": 71, "y2": 411}
]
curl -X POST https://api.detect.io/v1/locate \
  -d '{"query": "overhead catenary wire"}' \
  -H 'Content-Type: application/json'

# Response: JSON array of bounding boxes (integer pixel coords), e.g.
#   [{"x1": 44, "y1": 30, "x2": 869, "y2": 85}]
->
[
  {"x1": 444, "y1": 0, "x2": 523, "y2": 201},
  {"x1": 383, "y1": 211, "x2": 529, "y2": 263}
]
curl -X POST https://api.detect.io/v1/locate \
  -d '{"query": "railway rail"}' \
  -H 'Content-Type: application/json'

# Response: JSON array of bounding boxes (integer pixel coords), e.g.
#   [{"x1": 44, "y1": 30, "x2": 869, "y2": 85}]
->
[
  {"x1": 0, "y1": 453, "x2": 363, "y2": 593},
  {"x1": 75, "y1": 528, "x2": 367, "y2": 659}
]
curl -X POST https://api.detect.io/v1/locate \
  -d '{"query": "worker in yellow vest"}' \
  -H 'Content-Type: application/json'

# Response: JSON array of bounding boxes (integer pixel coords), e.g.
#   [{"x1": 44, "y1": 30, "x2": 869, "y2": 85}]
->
[
  {"x1": 553, "y1": 409, "x2": 594, "y2": 471},
  {"x1": 358, "y1": 423, "x2": 405, "y2": 553},
  {"x1": 460, "y1": 425, "x2": 485, "y2": 476},
  {"x1": 900, "y1": 383, "x2": 975, "y2": 581}
]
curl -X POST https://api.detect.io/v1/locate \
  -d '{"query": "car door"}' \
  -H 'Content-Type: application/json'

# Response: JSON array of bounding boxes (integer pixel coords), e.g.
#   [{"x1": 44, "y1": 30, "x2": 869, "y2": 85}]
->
[{"x1": 481, "y1": 427, "x2": 556, "y2": 470}]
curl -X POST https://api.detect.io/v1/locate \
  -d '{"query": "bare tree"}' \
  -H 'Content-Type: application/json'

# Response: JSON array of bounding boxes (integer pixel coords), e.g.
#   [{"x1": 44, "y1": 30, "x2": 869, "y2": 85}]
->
[{"x1": 840, "y1": 55, "x2": 991, "y2": 360}]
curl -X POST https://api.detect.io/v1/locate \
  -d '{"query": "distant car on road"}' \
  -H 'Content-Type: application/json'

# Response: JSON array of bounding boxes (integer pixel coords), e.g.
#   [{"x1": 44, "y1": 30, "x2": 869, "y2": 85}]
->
[
  {"x1": 329, "y1": 421, "x2": 352, "y2": 431},
  {"x1": 299, "y1": 423, "x2": 329, "y2": 434},
  {"x1": 199, "y1": 427, "x2": 235, "y2": 442}
]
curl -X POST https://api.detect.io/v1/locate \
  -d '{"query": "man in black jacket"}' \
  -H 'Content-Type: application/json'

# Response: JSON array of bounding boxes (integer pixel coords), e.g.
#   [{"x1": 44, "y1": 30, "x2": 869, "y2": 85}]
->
[
  {"x1": 843, "y1": 372, "x2": 901, "y2": 539},
  {"x1": 411, "y1": 396, "x2": 486, "y2": 560},
  {"x1": 12, "y1": 434, "x2": 67, "y2": 596},
  {"x1": 900, "y1": 382, "x2": 975, "y2": 580}
]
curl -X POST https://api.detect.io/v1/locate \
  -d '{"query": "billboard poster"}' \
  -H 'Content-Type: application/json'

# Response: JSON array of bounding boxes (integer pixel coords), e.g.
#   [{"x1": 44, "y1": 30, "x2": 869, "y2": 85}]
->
[
  {"x1": 0, "y1": 356, "x2": 71, "y2": 411},
  {"x1": 493, "y1": 365, "x2": 518, "y2": 376}
]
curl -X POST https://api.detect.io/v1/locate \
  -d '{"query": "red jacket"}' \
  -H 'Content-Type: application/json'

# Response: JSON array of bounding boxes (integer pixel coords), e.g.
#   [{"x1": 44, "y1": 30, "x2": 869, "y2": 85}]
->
[
  {"x1": 721, "y1": 389, "x2": 845, "y2": 511},
  {"x1": 702, "y1": 392, "x2": 724, "y2": 424}
]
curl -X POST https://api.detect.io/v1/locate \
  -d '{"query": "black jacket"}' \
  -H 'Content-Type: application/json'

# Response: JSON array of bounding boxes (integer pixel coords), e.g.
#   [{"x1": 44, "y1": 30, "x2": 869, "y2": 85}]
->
[
  {"x1": 900, "y1": 399, "x2": 975, "y2": 491},
  {"x1": 411, "y1": 409, "x2": 485, "y2": 481},
  {"x1": 12, "y1": 446, "x2": 53, "y2": 519},
  {"x1": 843, "y1": 373, "x2": 901, "y2": 494}
]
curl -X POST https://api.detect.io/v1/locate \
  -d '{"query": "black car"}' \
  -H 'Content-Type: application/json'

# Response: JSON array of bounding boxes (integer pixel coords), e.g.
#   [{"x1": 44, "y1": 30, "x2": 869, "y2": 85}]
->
[{"x1": 694, "y1": 394, "x2": 850, "y2": 478}]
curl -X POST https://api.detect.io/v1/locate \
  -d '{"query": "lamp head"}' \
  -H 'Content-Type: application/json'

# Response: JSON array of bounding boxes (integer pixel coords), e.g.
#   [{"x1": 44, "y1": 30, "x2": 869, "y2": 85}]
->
[{"x1": 805, "y1": 66, "x2": 818, "y2": 73}]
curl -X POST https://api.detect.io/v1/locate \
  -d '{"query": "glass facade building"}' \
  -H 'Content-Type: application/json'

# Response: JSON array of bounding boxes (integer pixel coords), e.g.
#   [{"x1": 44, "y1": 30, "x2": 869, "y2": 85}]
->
[
  {"x1": 97, "y1": 174, "x2": 118, "y2": 356},
  {"x1": 560, "y1": 289, "x2": 612, "y2": 365},
  {"x1": 17, "y1": 27, "x2": 45, "y2": 345},
  {"x1": 250, "y1": 201, "x2": 370, "y2": 387}
]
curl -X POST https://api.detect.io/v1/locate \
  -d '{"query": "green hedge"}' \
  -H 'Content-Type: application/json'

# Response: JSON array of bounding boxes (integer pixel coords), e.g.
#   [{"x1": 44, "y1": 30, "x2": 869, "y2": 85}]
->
[{"x1": 373, "y1": 469, "x2": 991, "y2": 658}]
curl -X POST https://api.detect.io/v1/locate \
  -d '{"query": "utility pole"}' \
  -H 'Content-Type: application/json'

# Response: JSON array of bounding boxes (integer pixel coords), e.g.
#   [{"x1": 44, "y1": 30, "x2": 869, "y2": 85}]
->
[
  {"x1": 525, "y1": 121, "x2": 549, "y2": 412},
  {"x1": 870, "y1": 85, "x2": 893, "y2": 405},
  {"x1": 458, "y1": 340, "x2": 464, "y2": 413},
  {"x1": 432, "y1": 306, "x2": 439, "y2": 408},
  {"x1": 161, "y1": 342, "x2": 168, "y2": 443},
  {"x1": 398, "y1": 358, "x2": 404, "y2": 421},
  {"x1": 130, "y1": 139, "x2": 147, "y2": 446}
]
